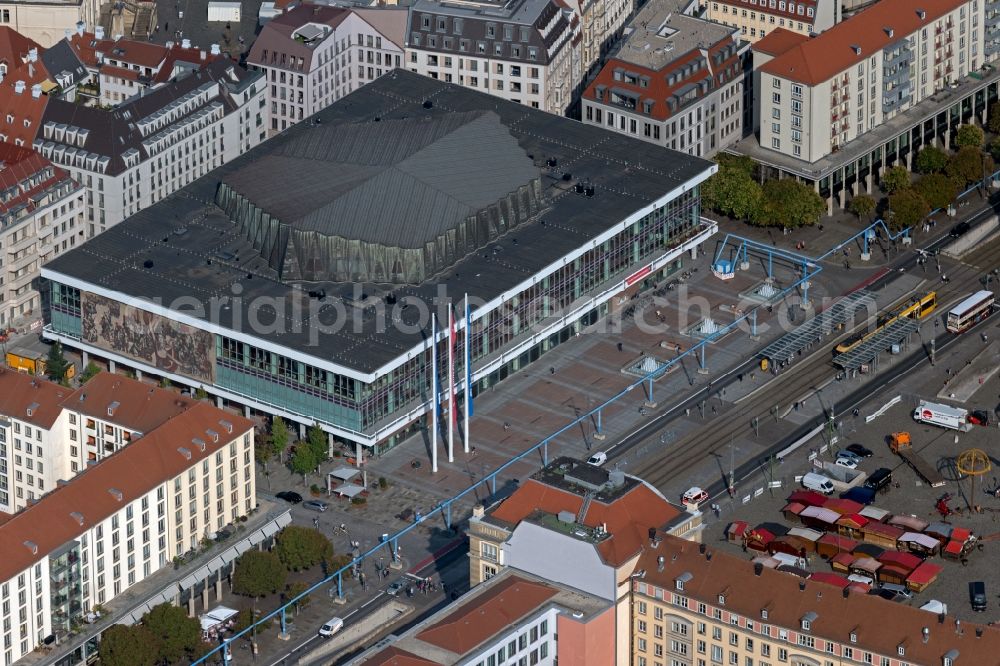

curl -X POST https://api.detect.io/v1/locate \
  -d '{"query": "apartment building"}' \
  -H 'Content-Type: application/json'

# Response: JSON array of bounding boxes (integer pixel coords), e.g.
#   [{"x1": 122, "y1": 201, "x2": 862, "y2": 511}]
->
[
  {"x1": 0, "y1": 399, "x2": 254, "y2": 666},
  {"x1": 33, "y1": 57, "x2": 265, "y2": 232},
  {"x1": 0, "y1": 144, "x2": 84, "y2": 330},
  {"x1": 704, "y1": 0, "x2": 839, "y2": 43},
  {"x1": 247, "y1": 4, "x2": 407, "y2": 134},
  {"x1": 0, "y1": 370, "x2": 203, "y2": 514},
  {"x1": 629, "y1": 534, "x2": 1000, "y2": 666},
  {"x1": 406, "y1": 0, "x2": 583, "y2": 114},
  {"x1": 562, "y1": 0, "x2": 632, "y2": 73},
  {"x1": 0, "y1": 0, "x2": 99, "y2": 47},
  {"x1": 67, "y1": 23, "x2": 229, "y2": 107},
  {"x1": 350, "y1": 570, "x2": 615, "y2": 666},
  {"x1": 467, "y1": 457, "x2": 703, "y2": 664},
  {"x1": 756, "y1": 0, "x2": 985, "y2": 162},
  {"x1": 581, "y1": 0, "x2": 747, "y2": 157}
]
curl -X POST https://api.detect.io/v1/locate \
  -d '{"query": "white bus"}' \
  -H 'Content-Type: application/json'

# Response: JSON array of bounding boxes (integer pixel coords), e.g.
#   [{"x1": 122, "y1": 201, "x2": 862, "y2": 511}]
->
[{"x1": 946, "y1": 290, "x2": 995, "y2": 333}]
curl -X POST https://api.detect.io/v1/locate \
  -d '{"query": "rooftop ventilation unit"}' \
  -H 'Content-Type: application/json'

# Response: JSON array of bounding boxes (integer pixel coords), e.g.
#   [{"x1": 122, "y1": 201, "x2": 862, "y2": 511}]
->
[{"x1": 108, "y1": 488, "x2": 123, "y2": 501}]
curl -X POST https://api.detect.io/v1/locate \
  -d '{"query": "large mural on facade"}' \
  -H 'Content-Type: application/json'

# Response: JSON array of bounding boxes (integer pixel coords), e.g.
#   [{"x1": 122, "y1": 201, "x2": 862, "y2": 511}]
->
[{"x1": 81, "y1": 293, "x2": 215, "y2": 382}]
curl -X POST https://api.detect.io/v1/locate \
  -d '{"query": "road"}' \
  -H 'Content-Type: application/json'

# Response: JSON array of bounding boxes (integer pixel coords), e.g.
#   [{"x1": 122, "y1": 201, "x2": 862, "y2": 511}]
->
[{"x1": 607, "y1": 207, "x2": 1000, "y2": 498}]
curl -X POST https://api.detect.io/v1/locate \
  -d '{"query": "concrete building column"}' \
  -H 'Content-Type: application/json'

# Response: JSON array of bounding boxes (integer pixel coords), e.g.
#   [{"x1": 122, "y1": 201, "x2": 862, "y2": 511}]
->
[
  {"x1": 244, "y1": 405, "x2": 251, "y2": 418},
  {"x1": 202, "y1": 577, "x2": 210, "y2": 611},
  {"x1": 216, "y1": 396, "x2": 224, "y2": 409},
  {"x1": 82, "y1": 350, "x2": 89, "y2": 365},
  {"x1": 135, "y1": 369, "x2": 142, "y2": 381},
  {"x1": 109, "y1": 360, "x2": 116, "y2": 373},
  {"x1": 298, "y1": 423, "x2": 306, "y2": 440},
  {"x1": 328, "y1": 432, "x2": 335, "y2": 460},
  {"x1": 943, "y1": 126, "x2": 951, "y2": 150},
  {"x1": 865, "y1": 170, "x2": 873, "y2": 192},
  {"x1": 187, "y1": 593, "x2": 196, "y2": 618},
  {"x1": 216, "y1": 571, "x2": 223, "y2": 602},
  {"x1": 356, "y1": 442, "x2": 364, "y2": 467}
]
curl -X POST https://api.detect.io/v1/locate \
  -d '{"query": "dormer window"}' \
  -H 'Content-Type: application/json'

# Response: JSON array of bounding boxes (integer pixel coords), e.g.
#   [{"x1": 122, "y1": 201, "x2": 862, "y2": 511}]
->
[
  {"x1": 801, "y1": 612, "x2": 817, "y2": 631},
  {"x1": 898, "y1": 646, "x2": 906, "y2": 656},
  {"x1": 850, "y1": 632, "x2": 858, "y2": 643},
  {"x1": 676, "y1": 580, "x2": 684, "y2": 591},
  {"x1": 802, "y1": 619, "x2": 811, "y2": 630},
  {"x1": 761, "y1": 609, "x2": 769, "y2": 619},
  {"x1": 718, "y1": 594, "x2": 726, "y2": 605}
]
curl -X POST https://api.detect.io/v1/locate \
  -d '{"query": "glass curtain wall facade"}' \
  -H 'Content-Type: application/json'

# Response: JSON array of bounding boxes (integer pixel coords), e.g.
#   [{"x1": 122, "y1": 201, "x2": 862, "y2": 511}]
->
[{"x1": 47, "y1": 189, "x2": 700, "y2": 449}]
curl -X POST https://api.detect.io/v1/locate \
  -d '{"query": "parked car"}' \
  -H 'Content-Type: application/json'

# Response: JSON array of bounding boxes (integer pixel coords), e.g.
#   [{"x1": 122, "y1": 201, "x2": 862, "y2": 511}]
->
[
  {"x1": 871, "y1": 588, "x2": 905, "y2": 602},
  {"x1": 970, "y1": 581, "x2": 987, "y2": 612},
  {"x1": 802, "y1": 473, "x2": 835, "y2": 495},
  {"x1": 387, "y1": 579, "x2": 406, "y2": 596},
  {"x1": 836, "y1": 450, "x2": 862, "y2": 463},
  {"x1": 950, "y1": 221, "x2": 972, "y2": 238},
  {"x1": 864, "y1": 468, "x2": 893, "y2": 492},
  {"x1": 682, "y1": 487, "x2": 709, "y2": 504},
  {"x1": 318, "y1": 617, "x2": 344, "y2": 638},
  {"x1": 881, "y1": 583, "x2": 913, "y2": 600},
  {"x1": 846, "y1": 444, "x2": 874, "y2": 458},
  {"x1": 835, "y1": 456, "x2": 859, "y2": 470},
  {"x1": 275, "y1": 491, "x2": 303, "y2": 504},
  {"x1": 587, "y1": 451, "x2": 608, "y2": 466},
  {"x1": 303, "y1": 500, "x2": 328, "y2": 512}
]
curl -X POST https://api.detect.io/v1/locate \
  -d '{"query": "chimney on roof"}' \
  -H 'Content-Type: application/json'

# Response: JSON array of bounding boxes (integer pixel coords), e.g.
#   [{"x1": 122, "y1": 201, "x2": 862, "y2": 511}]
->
[
  {"x1": 851, "y1": 45, "x2": 861, "y2": 55},
  {"x1": 938, "y1": 612, "x2": 946, "y2": 624},
  {"x1": 31, "y1": 84, "x2": 41, "y2": 99},
  {"x1": 842, "y1": 586, "x2": 850, "y2": 598},
  {"x1": 798, "y1": 580, "x2": 806, "y2": 591},
  {"x1": 699, "y1": 543, "x2": 706, "y2": 554},
  {"x1": 705, "y1": 550, "x2": 712, "y2": 561},
  {"x1": 211, "y1": 44, "x2": 221, "y2": 56},
  {"x1": 753, "y1": 562, "x2": 763, "y2": 576},
  {"x1": 27, "y1": 48, "x2": 38, "y2": 63},
  {"x1": 65, "y1": 28, "x2": 72, "y2": 39},
  {"x1": 922, "y1": 627, "x2": 930, "y2": 643},
  {"x1": 200, "y1": 50, "x2": 206, "y2": 60},
  {"x1": 70, "y1": 511, "x2": 84, "y2": 526},
  {"x1": 23, "y1": 540, "x2": 38, "y2": 555},
  {"x1": 917, "y1": 8, "x2": 926, "y2": 19},
  {"x1": 181, "y1": 38, "x2": 191, "y2": 49},
  {"x1": 657, "y1": 556, "x2": 665, "y2": 572},
  {"x1": 108, "y1": 488, "x2": 123, "y2": 501},
  {"x1": 976, "y1": 627, "x2": 983, "y2": 638},
  {"x1": 95, "y1": 25, "x2": 105, "y2": 39},
  {"x1": 884, "y1": 26, "x2": 894, "y2": 38},
  {"x1": 76, "y1": 21, "x2": 85, "y2": 37},
  {"x1": 14, "y1": 80, "x2": 25, "y2": 94}
]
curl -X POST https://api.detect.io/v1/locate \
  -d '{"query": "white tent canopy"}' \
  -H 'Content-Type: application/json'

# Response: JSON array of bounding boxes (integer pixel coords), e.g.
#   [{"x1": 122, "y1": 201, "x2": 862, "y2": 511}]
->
[
  {"x1": 329, "y1": 467, "x2": 360, "y2": 482},
  {"x1": 200, "y1": 606, "x2": 238, "y2": 634},
  {"x1": 333, "y1": 483, "x2": 365, "y2": 498}
]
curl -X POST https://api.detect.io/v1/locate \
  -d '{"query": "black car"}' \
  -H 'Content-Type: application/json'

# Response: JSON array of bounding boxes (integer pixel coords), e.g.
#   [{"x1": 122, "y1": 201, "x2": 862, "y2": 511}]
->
[
  {"x1": 950, "y1": 221, "x2": 971, "y2": 237},
  {"x1": 276, "y1": 491, "x2": 303, "y2": 504},
  {"x1": 846, "y1": 443, "x2": 874, "y2": 458}
]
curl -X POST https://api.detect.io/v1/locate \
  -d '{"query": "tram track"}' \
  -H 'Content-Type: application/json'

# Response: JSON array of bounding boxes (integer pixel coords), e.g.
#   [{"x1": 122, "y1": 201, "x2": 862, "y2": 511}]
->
[{"x1": 611, "y1": 227, "x2": 1000, "y2": 492}]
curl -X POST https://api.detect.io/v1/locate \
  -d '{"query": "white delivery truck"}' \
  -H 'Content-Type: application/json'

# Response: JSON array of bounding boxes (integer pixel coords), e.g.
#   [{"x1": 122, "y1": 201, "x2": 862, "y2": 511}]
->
[{"x1": 912, "y1": 400, "x2": 972, "y2": 431}]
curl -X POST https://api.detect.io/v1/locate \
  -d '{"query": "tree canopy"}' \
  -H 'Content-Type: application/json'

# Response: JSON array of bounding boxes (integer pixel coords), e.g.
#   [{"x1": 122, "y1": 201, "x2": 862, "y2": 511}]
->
[
  {"x1": 881, "y1": 166, "x2": 911, "y2": 193},
  {"x1": 946, "y1": 146, "x2": 992, "y2": 186},
  {"x1": 847, "y1": 194, "x2": 876, "y2": 222},
  {"x1": 915, "y1": 146, "x2": 949, "y2": 174},
  {"x1": 755, "y1": 179, "x2": 825, "y2": 228},
  {"x1": 45, "y1": 341, "x2": 70, "y2": 382},
  {"x1": 290, "y1": 445, "x2": 317, "y2": 482},
  {"x1": 270, "y1": 416, "x2": 290, "y2": 459},
  {"x1": 233, "y1": 550, "x2": 287, "y2": 600},
  {"x1": 701, "y1": 154, "x2": 764, "y2": 221},
  {"x1": 307, "y1": 423, "x2": 328, "y2": 465},
  {"x1": 913, "y1": 173, "x2": 957, "y2": 211},
  {"x1": 955, "y1": 124, "x2": 985, "y2": 149},
  {"x1": 990, "y1": 103, "x2": 1000, "y2": 134},
  {"x1": 142, "y1": 604, "x2": 203, "y2": 665},
  {"x1": 888, "y1": 188, "x2": 930, "y2": 230},
  {"x1": 274, "y1": 525, "x2": 335, "y2": 572},
  {"x1": 98, "y1": 624, "x2": 160, "y2": 666}
]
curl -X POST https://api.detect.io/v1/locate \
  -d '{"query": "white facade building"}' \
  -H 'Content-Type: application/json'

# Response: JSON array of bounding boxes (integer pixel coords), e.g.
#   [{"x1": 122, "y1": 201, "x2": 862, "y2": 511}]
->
[
  {"x1": 247, "y1": 5, "x2": 407, "y2": 134},
  {"x1": 32, "y1": 59, "x2": 265, "y2": 233}
]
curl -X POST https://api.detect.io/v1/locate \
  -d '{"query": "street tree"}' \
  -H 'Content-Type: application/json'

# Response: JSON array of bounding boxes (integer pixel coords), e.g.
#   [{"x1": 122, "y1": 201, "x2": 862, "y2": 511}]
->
[
  {"x1": 989, "y1": 136, "x2": 1000, "y2": 162},
  {"x1": 270, "y1": 416, "x2": 290, "y2": 463},
  {"x1": 915, "y1": 146, "x2": 949, "y2": 174},
  {"x1": 990, "y1": 103, "x2": 1000, "y2": 134},
  {"x1": 45, "y1": 341, "x2": 70, "y2": 383},
  {"x1": 255, "y1": 432, "x2": 275, "y2": 471},
  {"x1": 79, "y1": 362, "x2": 101, "y2": 384},
  {"x1": 290, "y1": 445, "x2": 317, "y2": 484},
  {"x1": 881, "y1": 166, "x2": 911, "y2": 193},
  {"x1": 888, "y1": 188, "x2": 930, "y2": 230},
  {"x1": 307, "y1": 422, "x2": 328, "y2": 464},
  {"x1": 946, "y1": 146, "x2": 993, "y2": 186},
  {"x1": 847, "y1": 194, "x2": 876, "y2": 222},
  {"x1": 913, "y1": 173, "x2": 957, "y2": 211},
  {"x1": 274, "y1": 525, "x2": 334, "y2": 572},
  {"x1": 98, "y1": 624, "x2": 160, "y2": 666},
  {"x1": 232, "y1": 550, "x2": 287, "y2": 605},
  {"x1": 284, "y1": 581, "x2": 312, "y2": 615},
  {"x1": 701, "y1": 156, "x2": 764, "y2": 220},
  {"x1": 142, "y1": 603, "x2": 203, "y2": 665},
  {"x1": 956, "y1": 124, "x2": 985, "y2": 148},
  {"x1": 756, "y1": 179, "x2": 824, "y2": 228}
]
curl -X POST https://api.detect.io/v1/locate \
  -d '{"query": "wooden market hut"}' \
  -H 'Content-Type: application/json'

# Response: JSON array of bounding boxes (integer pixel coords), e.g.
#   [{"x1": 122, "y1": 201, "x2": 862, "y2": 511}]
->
[
  {"x1": 906, "y1": 562, "x2": 944, "y2": 592},
  {"x1": 888, "y1": 514, "x2": 930, "y2": 533},
  {"x1": 898, "y1": 532, "x2": 940, "y2": 557},
  {"x1": 861, "y1": 521, "x2": 904, "y2": 549},
  {"x1": 836, "y1": 513, "x2": 870, "y2": 539},
  {"x1": 782, "y1": 502, "x2": 807, "y2": 523},
  {"x1": 727, "y1": 520, "x2": 749, "y2": 544},
  {"x1": 787, "y1": 490, "x2": 829, "y2": 507},
  {"x1": 830, "y1": 551, "x2": 856, "y2": 573},
  {"x1": 809, "y1": 572, "x2": 851, "y2": 589},
  {"x1": 817, "y1": 534, "x2": 858, "y2": 560}
]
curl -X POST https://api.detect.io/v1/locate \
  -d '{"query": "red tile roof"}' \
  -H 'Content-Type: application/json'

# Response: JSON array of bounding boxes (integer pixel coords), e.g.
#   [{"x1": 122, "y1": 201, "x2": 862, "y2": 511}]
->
[
  {"x1": 759, "y1": 0, "x2": 964, "y2": 85},
  {"x1": 638, "y1": 536, "x2": 1000, "y2": 664},
  {"x1": 356, "y1": 647, "x2": 441, "y2": 666},
  {"x1": 0, "y1": 144, "x2": 71, "y2": 216},
  {"x1": 100, "y1": 64, "x2": 141, "y2": 82},
  {"x1": 0, "y1": 46, "x2": 52, "y2": 146},
  {"x1": 0, "y1": 368, "x2": 70, "y2": 428},
  {"x1": 62, "y1": 373, "x2": 198, "y2": 434},
  {"x1": 752, "y1": 27, "x2": 809, "y2": 57},
  {"x1": 67, "y1": 32, "x2": 168, "y2": 71},
  {"x1": 0, "y1": 402, "x2": 253, "y2": 583},
  {"x1": 490, "y1": 477, "x2": 681, "y2": 567},
  {"x1": 416, "y1": 576, "x2": 558, "y2": 654},
  {"x1": 0, "y1": 27, "x2": 40, "y2": 69}
]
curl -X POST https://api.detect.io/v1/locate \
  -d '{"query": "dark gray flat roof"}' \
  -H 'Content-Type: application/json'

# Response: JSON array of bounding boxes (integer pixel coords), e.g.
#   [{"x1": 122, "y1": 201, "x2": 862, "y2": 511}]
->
[{"x1": 45, "y1": 70, "x2": 711, "y2": 375}]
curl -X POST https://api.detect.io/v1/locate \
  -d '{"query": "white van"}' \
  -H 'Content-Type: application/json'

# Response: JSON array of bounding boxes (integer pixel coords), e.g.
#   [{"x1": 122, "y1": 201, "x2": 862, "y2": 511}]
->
[
  {"x1": 318, "y1": 617, "x2": 344, "y2": 638},
  {"x1": 802, "y1": 472, "x2": 835, "y2": 495}
]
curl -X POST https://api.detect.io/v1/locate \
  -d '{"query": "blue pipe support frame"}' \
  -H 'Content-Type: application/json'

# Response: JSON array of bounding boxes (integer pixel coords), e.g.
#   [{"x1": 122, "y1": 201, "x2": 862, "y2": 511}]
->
[
  {"x1": 542, "y1": 439, "x2": 549, "y2": 466},
  {"x1": 280, "y1": 608, "x2": 287, "y2": 636},
  {"x1": 445, "y1": 502, "x2": 452, "y2": 529},
  {"x1": 699, "y1": 344, "x2": 706, "y2": 369},
  {"x1": 817, "y1": 219, "x2": 912, "y2": 262},
  {"x1": 337, "y1": 571, "x2": 343, "y2": 598},
  {"x1": 751, "y1": 309, "x2": 758, "y2": 337},
  {"x1": 647, "y1": 378, "x2": 654, "y2": 402},
  {"x1": 191, "y1": 229, "x2": 909, "y2": 666},
  {"x1": 222, "y1": 642, "x2": 229, "y2": 666}
]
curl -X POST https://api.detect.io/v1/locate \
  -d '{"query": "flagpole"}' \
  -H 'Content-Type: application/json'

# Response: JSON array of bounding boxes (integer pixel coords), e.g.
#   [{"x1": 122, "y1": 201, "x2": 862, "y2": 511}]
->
[
  {"x1": 464, "y1": 295, "x2": 471, "y2": 453},
  {"x1": 447, "y1": 306, "x2": 455, "y2": 463},
  {"x1": 431, "y1": 313, "x2": 438, "y2": 474}
]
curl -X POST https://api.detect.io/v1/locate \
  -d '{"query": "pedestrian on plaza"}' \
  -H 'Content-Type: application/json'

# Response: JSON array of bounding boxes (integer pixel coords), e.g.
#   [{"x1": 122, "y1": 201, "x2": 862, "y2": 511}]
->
[{"x1": 313, "y1": 517, "x2": 319, "y2": 528}]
